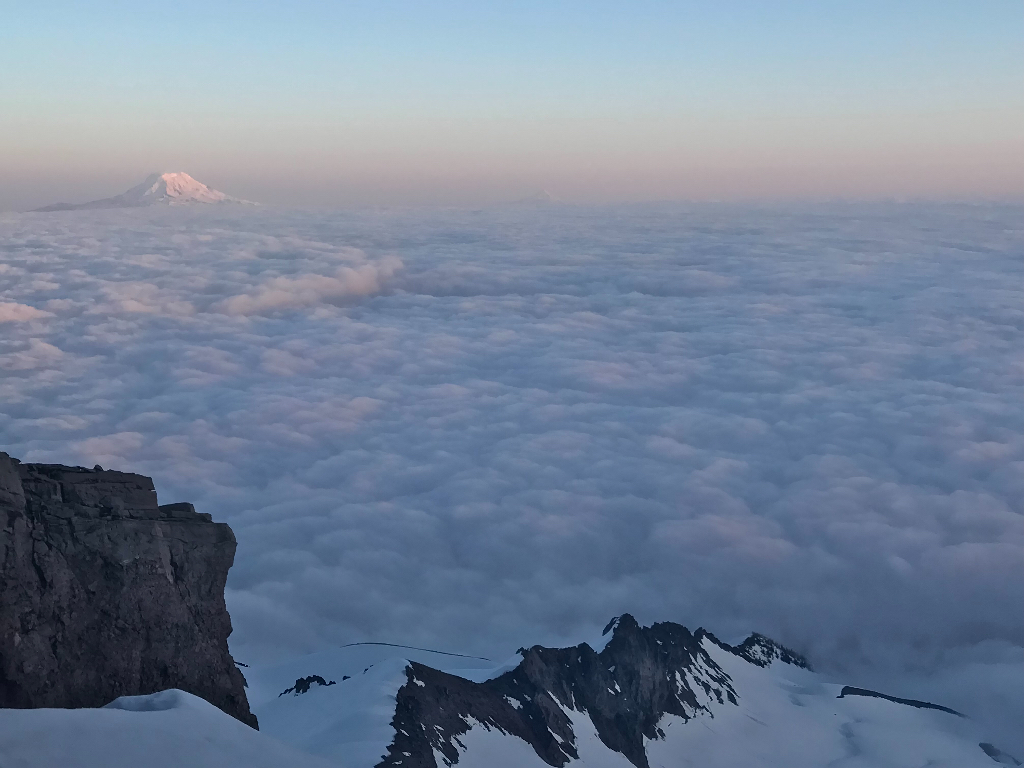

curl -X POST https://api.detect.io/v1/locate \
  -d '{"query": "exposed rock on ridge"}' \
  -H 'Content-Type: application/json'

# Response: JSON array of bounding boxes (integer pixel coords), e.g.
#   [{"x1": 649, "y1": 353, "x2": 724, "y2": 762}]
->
[
  {"x1": 280, "y1": 675, "x2": 338, "y2": 697},
  {"x1": 380, "y1": 614, "x2": 752, "y2": 768},
  {"x1": 707, "y1": 630, "x2": 811, "y2": 669},
  {"x1": 0, "y1": 451, "x2": 256, "y2": 727}
]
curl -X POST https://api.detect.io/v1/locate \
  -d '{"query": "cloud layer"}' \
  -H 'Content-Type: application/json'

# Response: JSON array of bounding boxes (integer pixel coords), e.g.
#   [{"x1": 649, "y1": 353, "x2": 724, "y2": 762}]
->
[{"x1": 1, "y1": 202, "x2": 1021, "y2": 749}]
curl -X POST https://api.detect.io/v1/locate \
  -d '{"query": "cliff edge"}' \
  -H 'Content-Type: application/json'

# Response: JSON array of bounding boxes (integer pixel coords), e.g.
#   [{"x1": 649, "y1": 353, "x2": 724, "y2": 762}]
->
[{"x1": 0, "y1": 451, "x2": 256, "y2": 728}]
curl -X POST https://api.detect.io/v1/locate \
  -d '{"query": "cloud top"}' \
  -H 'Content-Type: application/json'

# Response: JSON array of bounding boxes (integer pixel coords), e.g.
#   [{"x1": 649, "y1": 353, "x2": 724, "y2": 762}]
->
[
  {"x1": 1, "y1": 202, "x2": 1021, "y2": 751},
  {"x1": 218, "y1": 257, "x2": 402, "y2": 316},
  {"x1": 0, "y1": 302, "x2": 50, "y2": 322}
]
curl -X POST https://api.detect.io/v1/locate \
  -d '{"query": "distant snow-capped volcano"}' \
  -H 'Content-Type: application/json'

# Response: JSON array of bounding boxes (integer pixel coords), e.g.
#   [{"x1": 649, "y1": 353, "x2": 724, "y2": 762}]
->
[{"x1": 35, "y1": 172, "x2": 256, "y2": 211}]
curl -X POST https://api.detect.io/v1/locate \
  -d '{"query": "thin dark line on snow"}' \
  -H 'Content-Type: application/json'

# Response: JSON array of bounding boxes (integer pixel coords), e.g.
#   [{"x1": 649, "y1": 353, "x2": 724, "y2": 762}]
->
[{"x1": 337, "y1": 641, "x2": 493, "y2": 662}]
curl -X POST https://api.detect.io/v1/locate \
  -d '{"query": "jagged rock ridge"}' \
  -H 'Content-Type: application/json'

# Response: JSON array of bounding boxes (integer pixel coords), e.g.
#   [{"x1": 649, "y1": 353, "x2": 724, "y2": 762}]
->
[
  {"x1": 0, "y1": 451, "x2": 256, "y2": 727},
  {"x1": 381, "y1": 615, "x2": 773, "y2": 768}
]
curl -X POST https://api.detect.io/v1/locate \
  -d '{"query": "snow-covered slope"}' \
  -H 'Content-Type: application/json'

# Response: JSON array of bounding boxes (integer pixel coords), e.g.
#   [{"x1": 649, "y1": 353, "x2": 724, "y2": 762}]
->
[
  {"x1": 248, "y1": 644, "x2": 499, "y2": 768},
  {"x1": 249, "y1": 616, "x2": 1019, "y2": 768},
  {"x1": 34, "y1": 172, "x2": 255, "y2": 210},
  {"x1": 0, "y1": 689, "x2": 335, "y2": 768},
  {"x1": 644, "y1": 639, "x2": 998, "y2": 768},
  {"x1": 2, "y1": 619, "x2": 1016, "y2": 767},
  {"x1": 247, "y1": 642, "x2": 496, "y2": 707}
]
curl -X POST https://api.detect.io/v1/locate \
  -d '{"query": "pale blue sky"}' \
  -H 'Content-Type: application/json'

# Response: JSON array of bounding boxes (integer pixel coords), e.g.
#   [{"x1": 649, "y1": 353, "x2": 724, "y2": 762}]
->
[{"x1": 2, "y1": 1, "x2": 1022, "y2": 207}]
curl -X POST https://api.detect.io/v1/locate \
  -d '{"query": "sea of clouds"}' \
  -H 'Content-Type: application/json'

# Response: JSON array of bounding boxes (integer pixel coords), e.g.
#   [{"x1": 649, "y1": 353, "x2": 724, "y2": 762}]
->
[{"x1": 1, "y1": 202, "x2": 1021, "y2": 750}]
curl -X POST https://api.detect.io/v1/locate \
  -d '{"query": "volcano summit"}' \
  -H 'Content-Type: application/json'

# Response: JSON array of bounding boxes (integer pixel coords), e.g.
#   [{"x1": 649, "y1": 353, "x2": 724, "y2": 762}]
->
[{"x1": 34, "y1": 172, "x2": 255, "y2": 211}]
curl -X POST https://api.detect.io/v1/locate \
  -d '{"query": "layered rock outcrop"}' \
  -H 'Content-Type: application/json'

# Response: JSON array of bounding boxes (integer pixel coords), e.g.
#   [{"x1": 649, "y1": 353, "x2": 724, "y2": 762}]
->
[{"x1": 0, "y1": 451, "x2": 256, "y2": 727}]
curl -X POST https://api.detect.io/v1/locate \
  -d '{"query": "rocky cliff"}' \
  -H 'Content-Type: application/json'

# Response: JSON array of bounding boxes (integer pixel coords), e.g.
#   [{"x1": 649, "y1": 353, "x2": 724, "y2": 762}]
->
[{"x1": 0, "y1": 451, "x2": 256, "y2": 727}]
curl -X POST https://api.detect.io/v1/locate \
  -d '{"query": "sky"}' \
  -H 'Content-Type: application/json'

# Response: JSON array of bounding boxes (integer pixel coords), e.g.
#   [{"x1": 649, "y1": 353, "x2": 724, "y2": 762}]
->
[
  {"x1": 0, "y1": 201, "x2": 1021, "y2": 750},
  {"x1": 2, "y1": 1, "x2": 1023, "y2": 208},
  {"x1": 1, "y1": 0, "x2": 1023, "y2": 756}
]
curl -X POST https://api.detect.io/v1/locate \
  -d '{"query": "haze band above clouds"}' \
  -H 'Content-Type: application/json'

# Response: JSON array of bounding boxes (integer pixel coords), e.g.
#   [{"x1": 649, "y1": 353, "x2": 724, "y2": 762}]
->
[{"x1": 0, "y1": 203, "x2": 1020, "y2": 751}]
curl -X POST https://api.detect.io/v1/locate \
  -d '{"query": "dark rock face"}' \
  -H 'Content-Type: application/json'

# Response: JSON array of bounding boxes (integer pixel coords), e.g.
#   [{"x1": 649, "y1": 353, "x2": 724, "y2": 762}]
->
[
  {"x1": 280, "y1": 675, "x2": 337, "y2": 697},
  {"x1": 0, "y1": 451, "x2": 256, "y2": 728},
  {"x1": 709, "y1": 630, "x2": 811, "y2": 670},
  {"x1": 380, "y1": 614, "x2": 747, "y2": 768},
  {"x1": 837, "y1": 686, "x2": 962, "y2": 716},
  {"x1": 980, "y1": 742, "x2": 1023, "y2": 766}
]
